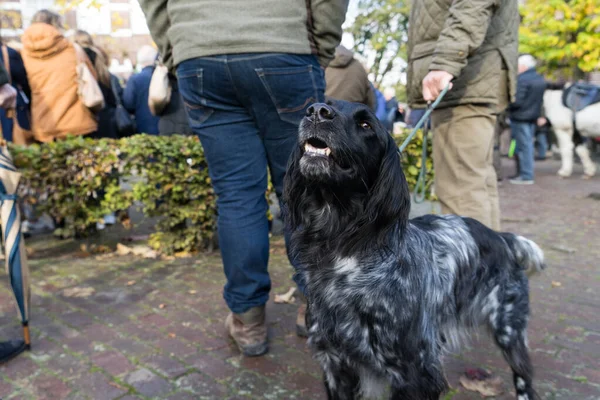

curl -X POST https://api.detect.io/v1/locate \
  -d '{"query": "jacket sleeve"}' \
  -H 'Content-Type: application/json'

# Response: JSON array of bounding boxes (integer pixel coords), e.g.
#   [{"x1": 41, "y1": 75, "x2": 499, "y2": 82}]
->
[
  {"x1": 138, "y1": 0, "x2": 174, "y2": 70},
  {"x1": 429, "y1": 0, "x2": 499, "y2": 77},
  {"x1": 309, "y1": 0, "x2": 350, "y2": 67},
  {"x1": 122, "y1": 77, "x2": 136, "y2": 113},
  {"x1": 0, "y1": 63, "x2": 8, "y2": 86},
  {"x1": 508, "y1": 80, "x2": 529, "y2": 112}
]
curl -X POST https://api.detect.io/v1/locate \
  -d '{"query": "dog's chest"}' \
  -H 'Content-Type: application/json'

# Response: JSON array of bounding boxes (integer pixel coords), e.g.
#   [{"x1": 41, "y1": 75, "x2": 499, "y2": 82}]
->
[{"x1": 308, "y1": 258, "x2": 401, "y2": 359}]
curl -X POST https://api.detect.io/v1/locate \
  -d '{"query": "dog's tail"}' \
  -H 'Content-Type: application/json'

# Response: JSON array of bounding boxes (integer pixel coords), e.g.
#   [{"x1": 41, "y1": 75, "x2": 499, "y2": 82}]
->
[{"x1": 505, "y1": 234, "x2": 546, "y2": 273}]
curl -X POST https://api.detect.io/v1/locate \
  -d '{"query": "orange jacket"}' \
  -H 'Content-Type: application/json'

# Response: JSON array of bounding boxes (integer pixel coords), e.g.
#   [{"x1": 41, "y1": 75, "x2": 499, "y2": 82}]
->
[{"x1": 21, "y1": 23, "x2": 97, "y2": 142}]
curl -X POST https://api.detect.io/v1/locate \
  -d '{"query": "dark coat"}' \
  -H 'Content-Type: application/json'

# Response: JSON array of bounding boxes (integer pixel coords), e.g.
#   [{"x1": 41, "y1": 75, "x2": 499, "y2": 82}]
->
[
  {"x1": 158, "y1": 76, "x2": 192, "y2": 136},
  {"x1": 84, "y1": 47, "x2": 122, "y2": 139},
  {"x1": 123, "y1": 66, "x2": 160, "y2": 135},
  {"x1": 0, "y1": 63, "x2": 8, "y2": 86},
  {"x1": 508, "y1": 68, "x2": 546, "y2": 123},
  {"x1": 1, "y1": 45, "x2": 31, "y2": 142}
]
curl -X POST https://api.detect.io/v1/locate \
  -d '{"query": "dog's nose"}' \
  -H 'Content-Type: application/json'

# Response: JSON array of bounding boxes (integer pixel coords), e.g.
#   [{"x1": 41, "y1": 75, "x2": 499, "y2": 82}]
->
[{"x1": 306, "y1": 103, "x2": 336, "y2": 121}]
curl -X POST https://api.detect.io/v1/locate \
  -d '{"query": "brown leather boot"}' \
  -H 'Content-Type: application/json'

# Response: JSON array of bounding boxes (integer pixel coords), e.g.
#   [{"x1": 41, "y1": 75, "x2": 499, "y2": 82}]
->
[
  {"x1": 296, "y1": 292, "x2": 308, "y2": 338},
  {"x1": 225, "y1": 306, "x2": 268, "y2": 356}
]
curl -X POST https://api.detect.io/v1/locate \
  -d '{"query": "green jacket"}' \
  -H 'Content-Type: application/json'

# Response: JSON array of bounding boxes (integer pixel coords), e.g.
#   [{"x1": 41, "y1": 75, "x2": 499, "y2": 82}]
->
[
  {"x1": 407, "y1": 0, "x2": 519, "y2": 109},
  {"x1": 138, "y1": 0, "x2": 349, "y2": 71},
  {"x1": 0, "y1": 63, "x2": 8, "y2": 86}
]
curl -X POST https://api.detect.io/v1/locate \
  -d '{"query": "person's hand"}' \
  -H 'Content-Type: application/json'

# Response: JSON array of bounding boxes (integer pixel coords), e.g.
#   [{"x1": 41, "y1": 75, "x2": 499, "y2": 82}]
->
[
  {"x1": 537, "y1": 117, "x2": 547, "y2": 127},
  {"x1": 422, "y1": 70, "x2": 453, "y2": 102},
  {"x1": 0, "y1": 83, "x2": 17, "y2": 109}
]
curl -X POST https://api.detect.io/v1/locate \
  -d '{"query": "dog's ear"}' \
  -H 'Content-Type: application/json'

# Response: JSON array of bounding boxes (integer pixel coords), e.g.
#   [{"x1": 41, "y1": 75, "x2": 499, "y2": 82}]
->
[
  {"x1": 282, "y1": 145, "x2": 304, "y2": 231},
  {"x1": 366, "y1": 134, "x2": 411, "y2": 235}
]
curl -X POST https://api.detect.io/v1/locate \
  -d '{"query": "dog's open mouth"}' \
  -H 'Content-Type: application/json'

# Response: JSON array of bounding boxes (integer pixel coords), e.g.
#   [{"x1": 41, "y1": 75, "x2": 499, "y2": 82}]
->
[{"x1": 303, "y1": 137, "x2": 331, "y2": 157}]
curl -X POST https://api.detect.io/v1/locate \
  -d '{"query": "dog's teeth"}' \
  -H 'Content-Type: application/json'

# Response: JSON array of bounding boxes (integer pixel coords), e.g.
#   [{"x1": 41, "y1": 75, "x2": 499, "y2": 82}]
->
[{"x1": 304, "y1": 142, "x2": 331, "y2": 156}]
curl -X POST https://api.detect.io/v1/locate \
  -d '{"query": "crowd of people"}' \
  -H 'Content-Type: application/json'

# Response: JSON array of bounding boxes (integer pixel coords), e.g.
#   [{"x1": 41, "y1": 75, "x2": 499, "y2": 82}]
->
[
  {"x1": 0, "y1": 10, "x2": 191, "y2": 146},
  {"x1": 0, "y1": 0, "x2": 595, "y2": 369}
]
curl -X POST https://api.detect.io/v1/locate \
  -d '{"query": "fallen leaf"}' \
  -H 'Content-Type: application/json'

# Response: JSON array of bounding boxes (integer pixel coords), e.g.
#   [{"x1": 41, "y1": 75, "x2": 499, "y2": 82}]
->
[
  {"x1": 127, "y1": 280, "x2": 136, "y2": 286},
  {"x1": 174, "y1": 251, "x2": 193, "y2": 258},
  {"x1": 460, "y1": 373, "x2": 503, "y2": 397},
  {"x1": 551, "y1": 281, "x2": 562, "y2": 288},
  {"x1": 131, "y1": 245, "x2": 159, "y2": 259},
  {"x1": 274, "y1": 287, "x2": 296, "y2": 304},
  {"x1": 74, "y1": 251, "x2": 92, "y2": 258},
  {"x1": 549, "y1": 245, "x2": 576, "y2": 254},
  {"x1": 159, "y1": 304, "x2": 166, "y2": 309},
  {"x1": 91, "y1": 245, "x2": 112, "y2": 254},
  {"x1": 25, "y1": 247, "x2": 34, "y2": 256},
  {"x1": 168, "y1": 333, "x2": 177, "y2": 338},
  {"x1": 108, "y1": 381, "x2": 126, "y2": 390},
  {"x1": 188, "y1": 290, "x2": 197, "y2": 295},
  {"x1": 63, "y1": 287, "x2": 95, "y2": 298},
  {"x1": 116, "y1": 243, "x2": 133, "y2": 256}
]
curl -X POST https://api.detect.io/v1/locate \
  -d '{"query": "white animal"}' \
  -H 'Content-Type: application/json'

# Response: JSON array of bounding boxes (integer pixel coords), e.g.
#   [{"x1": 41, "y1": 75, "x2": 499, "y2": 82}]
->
[{"x1": 543, "y1": 90, "x2": 600, "y2": 178}]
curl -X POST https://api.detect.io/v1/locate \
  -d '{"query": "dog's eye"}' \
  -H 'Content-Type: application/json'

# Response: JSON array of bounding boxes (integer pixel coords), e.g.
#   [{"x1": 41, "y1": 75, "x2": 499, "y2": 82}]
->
[{"x1": 359, "y1": 121, "x2": 372, "y2": 130}]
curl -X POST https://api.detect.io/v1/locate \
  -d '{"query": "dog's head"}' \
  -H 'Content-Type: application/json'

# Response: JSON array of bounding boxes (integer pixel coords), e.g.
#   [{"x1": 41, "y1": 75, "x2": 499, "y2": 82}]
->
[
  {"x1": 284, "y1": 100, "x2": 411, "y2": 248},
  {"x1": 295, "y1": 101, "x2": 388, "y2": 185}
]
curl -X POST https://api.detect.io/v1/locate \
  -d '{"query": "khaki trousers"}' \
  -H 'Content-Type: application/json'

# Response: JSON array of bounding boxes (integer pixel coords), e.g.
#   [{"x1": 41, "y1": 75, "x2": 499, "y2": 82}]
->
[{"x1": 431, "y1": 104, "x2": 501, "y2": 230}]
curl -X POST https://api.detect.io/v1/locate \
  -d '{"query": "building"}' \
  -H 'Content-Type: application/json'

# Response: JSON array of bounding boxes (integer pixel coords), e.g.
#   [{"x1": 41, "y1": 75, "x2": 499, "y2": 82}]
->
[{"x1": 0, "y1": 0, "x2": 153, "y2": 65}]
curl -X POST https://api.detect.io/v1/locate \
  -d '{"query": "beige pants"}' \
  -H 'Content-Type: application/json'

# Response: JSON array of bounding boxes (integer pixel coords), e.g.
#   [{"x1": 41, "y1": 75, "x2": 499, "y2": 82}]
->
[{"x1": 431, "y1": 104, "x2": 501, "y2": 230}]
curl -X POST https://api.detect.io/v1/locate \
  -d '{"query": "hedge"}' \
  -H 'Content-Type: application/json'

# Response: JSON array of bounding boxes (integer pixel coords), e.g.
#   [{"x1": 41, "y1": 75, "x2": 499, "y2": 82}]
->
[{"x1": 11, "y1": 131, "x2": 433, "y2": 254}]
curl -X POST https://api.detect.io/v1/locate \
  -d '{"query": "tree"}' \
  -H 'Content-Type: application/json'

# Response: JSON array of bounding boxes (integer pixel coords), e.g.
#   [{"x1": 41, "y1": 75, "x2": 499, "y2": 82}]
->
[
  {"x1": 519, "y1": 0, "x2": 600, "y2": 80},
  {"x1": 349, "y1": 0, "x2": 410, "y2": 86}
]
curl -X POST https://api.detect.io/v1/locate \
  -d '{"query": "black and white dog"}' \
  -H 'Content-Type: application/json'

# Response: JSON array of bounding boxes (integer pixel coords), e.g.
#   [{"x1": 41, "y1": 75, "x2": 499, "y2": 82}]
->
[{"x1": 283, "y1": 101, "x2": 545, "y2": 400}]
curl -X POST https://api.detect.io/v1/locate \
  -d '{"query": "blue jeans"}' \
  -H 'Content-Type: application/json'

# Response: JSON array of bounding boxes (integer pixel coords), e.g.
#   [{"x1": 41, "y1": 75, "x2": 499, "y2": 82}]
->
[
  {"x1": 177, "y1": 54, "x2": 325, "y2": 314},
  {"x1": 511, "y1": 121, "x2": 535, "y2": 180},
  {"x1": 535, "y1": 129, "x2": 548, "y2": 159}
]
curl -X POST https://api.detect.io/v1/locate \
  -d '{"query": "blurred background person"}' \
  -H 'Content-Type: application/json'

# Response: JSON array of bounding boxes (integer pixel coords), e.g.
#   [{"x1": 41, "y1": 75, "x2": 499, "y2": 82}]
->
[
  {"x1": 123, "y1": 45, "x2": 159, "y2": 135},
  {"x1": 508, "y1": 54, "x2": 546, "y2": 185},
  {"x1": 325, "y1": 45, "x2": 375, "y2": 109},
  {"x1": 383, "y1": 87, "x2": 399, "y2": 131},
  {"x1": 21, "y1": 10, "x2": 98, "y2": 143},
  {"x1": 73, "y1": 30, "x2": 124, "y2": 139},
  {"x1": 371, "y1": 82, "x2": 388, "y2": 122},
  {"x1": 0, "y1": 36, "x2": 31, "y2": 144}
]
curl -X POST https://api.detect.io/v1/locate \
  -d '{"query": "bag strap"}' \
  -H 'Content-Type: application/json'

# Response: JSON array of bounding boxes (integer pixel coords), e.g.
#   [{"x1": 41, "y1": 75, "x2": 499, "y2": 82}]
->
[
  {"x1": 72, "y1": 43, "x2": 99, "y2": 81},
  {"x1": 1, "y1": 45, "x2": 11, "y2": 84}
]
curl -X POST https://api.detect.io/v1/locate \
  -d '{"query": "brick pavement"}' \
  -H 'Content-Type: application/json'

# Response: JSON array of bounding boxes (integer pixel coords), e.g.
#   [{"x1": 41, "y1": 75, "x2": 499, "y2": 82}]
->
[{"x1": 0, "y1": 158, "x2": 599, "y2": 399}]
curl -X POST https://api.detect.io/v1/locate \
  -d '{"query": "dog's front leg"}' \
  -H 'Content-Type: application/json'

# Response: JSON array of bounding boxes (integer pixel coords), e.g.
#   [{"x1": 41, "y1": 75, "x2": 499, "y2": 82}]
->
[
  {"x1": 323, "y1": 369, "x2": 360, "y2": 400},
  {"x1": 389, "y1": 385, "x2": 442, "y2": 400},
  {"x1": 316, "y1": 351, "x2": 359, "y2": 400}
]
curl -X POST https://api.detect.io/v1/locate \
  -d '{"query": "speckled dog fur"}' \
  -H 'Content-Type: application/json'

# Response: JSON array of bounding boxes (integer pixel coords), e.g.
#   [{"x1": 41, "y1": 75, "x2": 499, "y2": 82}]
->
[{"x1": 283, "y1": 101, "x2": 545, "y2": 400}]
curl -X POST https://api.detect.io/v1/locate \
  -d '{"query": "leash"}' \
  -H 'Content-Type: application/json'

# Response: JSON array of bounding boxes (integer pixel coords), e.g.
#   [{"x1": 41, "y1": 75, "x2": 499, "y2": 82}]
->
[{"x1": 398, "y1": 84, "x2": 450, "y2": 203}]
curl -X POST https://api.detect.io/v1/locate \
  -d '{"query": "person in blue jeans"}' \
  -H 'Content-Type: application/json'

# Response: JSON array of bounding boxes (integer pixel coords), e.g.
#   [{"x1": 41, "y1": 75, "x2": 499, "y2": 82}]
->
[
  {"x1": 508, "y1": 55, "x2": 546, "y2": 185},
  {"x1": 139, "y1": 0, "x2": 349, "y2": 356}
]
